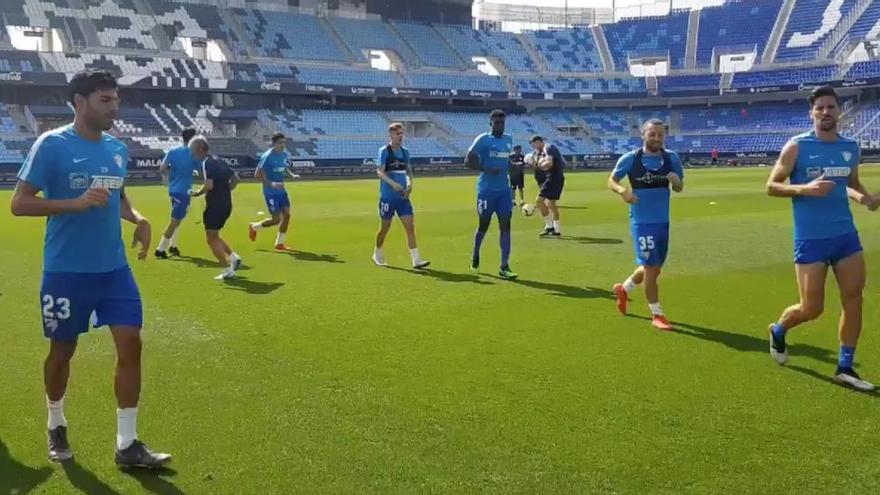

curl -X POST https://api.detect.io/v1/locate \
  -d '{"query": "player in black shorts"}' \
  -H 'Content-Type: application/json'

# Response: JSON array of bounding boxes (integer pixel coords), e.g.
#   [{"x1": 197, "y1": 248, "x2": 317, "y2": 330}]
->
[
  {"x1": 508, "y1": 145, "x2": 526, "y2": 206},
  {"x1": 529, "y1": 135, "x2": 566, "y2": 237},
  {"x1": 189, "y1": 136, "x2": 242, "y2": 280}
]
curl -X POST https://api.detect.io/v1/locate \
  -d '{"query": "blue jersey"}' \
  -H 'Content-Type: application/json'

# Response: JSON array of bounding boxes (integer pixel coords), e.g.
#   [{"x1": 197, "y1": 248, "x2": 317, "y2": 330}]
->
[
  {"x1": 789, "y1": 131, "x2": 858, "y2": 240},
  {"x1": 612, "y1": 149, "x2": 684, "y2": 225},
  {"x1": 377, "y1": 145, "x2": 409, "y2": 200},
  {"x1": 163, "y1": 145, "x2": 198, "y2": 194},
  {"x1": 258, "y1": 148, "x2": 289, "y2": 195},
  {"x1": 18, "y1": 124, "x2": 129, "y2": 273},
  {"x1": 468, "y1": 132, "x2": 513, "y2": 193}
]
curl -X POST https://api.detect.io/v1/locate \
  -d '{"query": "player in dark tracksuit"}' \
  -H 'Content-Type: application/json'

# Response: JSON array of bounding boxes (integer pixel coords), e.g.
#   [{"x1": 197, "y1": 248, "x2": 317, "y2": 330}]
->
[
  {"x1": 529, "y1": 135, "x2": 566, "y2": 237},
  {"x1": 508, "y1": 145, "x2": 526, "y2": 206}
]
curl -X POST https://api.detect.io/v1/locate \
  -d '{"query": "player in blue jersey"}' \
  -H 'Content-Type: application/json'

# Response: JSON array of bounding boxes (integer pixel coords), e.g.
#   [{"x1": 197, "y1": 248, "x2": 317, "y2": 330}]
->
[
  {"x1": 10, "y1": 70, "x2": 171, "y2": 468},
  {"x1": 528, "y1": 135, "x2": 567, "y2": 237},
  {"x1": 372, "y1": 122, "x2": 430, "y2": 269},
  {"x1": 609, "y1": 119, "x2": 684, "y2": 331},
  {"x1": 155, "y1": 127, "x2": 198, "y2": 259},
  {"x1": 766, "y1": 86, "x2": 880, "y2": 391},
  {"x1": 249, "y1": 132, "x2": 299, "y2": 250},
  {"x1": 465, "y1": 109, "x2": 517, "y2": 279}
]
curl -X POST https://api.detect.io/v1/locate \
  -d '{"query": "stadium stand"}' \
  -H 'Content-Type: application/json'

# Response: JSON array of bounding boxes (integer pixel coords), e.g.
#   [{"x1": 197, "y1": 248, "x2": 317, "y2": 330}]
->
[
  {"x1": 524, "y1": 28, "x2": 603, "y2": 72},
  {"x1": 696, "y1": 0, "x2": 782, "y2": 67},
  {"x1": 234, "y1": 9, "x2": 346, "y2": 62},
  {"x1": 603, "y1": 10, "x2": 690, "y2": 70},
  {"x1": 776, "y1": 0, "x2": 859, "y2": 62},
  {"x1": 730, "y1": 66, "x2": 837, "y2": 88},
  {"x1": 434, "y1": 24, "x2": 537, "y2": 71}
]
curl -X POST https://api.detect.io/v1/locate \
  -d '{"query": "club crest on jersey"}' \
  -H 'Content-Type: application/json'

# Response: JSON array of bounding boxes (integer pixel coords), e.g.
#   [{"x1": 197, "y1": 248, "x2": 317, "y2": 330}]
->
[
  {"x1": 69, "y1": 172, "x2": 89, "y2": 190},
  {"x1": 114, "y1": 154, "x2": 124, "y2": 168},
  {"x1": 842, "y1": 151, "x2": 853, "y2": 163}
]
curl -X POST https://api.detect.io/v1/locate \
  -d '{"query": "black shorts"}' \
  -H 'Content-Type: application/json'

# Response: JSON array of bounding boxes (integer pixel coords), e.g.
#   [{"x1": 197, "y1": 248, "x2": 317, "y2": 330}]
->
[
  {"x1": 539, "y1": 178, "x2": 564, "y2": 201},
  {"x1": 510, "y1": 173, "x2": 525, "y2": 189},
  {"x1": 203, "y1": 202, "x2": 232, "y2": 230}
]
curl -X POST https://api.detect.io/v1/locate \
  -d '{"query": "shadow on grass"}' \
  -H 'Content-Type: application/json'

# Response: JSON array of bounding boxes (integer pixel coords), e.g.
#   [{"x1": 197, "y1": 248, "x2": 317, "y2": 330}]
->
[
  {"x1": 221, "y1": 276, "x2": 285, "y2": 295},
  {"x1": 485, "y1": 274, "x2": 616, "y2": 299},
  {"x1": 121, "y1": 466, "x2": 185, "y2": 495},
  {"x1": 385, "y1": 266, "x2": 495, "y2": 286},
  {"x1": 61, "y1": 460, "x2": 120, "y2": 495},
  {"x1": 559, "y1": 235, "x2": 623, "y2": 245},
  {"x1": 257, "y1": 249, "x2": 344, "y2": 264},
  {"x1": 0, "y1": 438, "x2": 52, "y2": 494},
  {"x1": 557, "y1": 205, "x2": 589, "y2": 210},
  {"x1": 169, "y1": 255, "x2": 251, "y2": 271},
  {"x1": 625, "y1": 315, "x2": 836, "y2": 364}
]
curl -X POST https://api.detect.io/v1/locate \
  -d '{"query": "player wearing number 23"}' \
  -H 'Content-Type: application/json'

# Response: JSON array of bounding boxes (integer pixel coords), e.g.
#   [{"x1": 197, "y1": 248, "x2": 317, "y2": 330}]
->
[{"x1": 608, "y1": 118, "x2": 684, "y2": 330}]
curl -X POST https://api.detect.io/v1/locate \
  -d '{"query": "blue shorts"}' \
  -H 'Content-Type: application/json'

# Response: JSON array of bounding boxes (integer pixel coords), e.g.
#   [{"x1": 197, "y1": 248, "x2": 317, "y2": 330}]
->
[
  {"x1": 477, "y1": 189, "x2": 514, "y2": 218},
  {"x1": 379, "y1": 197, "x2": 414, "y2": 219},
  {"x1": 264, "y1": 191, "x2": 291, "y2": 216},
  {"x1": 794, "y1": 231, "x2": 863, "y2": 265},
  {"x1": 39, "y1": 268, "x2": 143, "y2": 342},
  {"x1": 169, "y1": 192, "x2": 191, "y2": 220},
  {"x1": 631, "y1": 223, "x2": 670, "y2": 267}
]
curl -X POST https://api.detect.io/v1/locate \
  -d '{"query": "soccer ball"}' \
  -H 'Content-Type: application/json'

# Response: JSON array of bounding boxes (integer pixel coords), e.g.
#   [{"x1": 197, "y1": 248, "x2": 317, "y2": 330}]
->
[{"x1": 522, "y1": 204, "x2": 535, "y2": 216}]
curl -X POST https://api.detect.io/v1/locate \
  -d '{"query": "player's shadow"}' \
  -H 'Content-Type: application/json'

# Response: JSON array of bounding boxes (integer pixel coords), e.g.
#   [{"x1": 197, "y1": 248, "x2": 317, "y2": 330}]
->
[
  {"x1": 385, "y1": 265, "x2": 495, "y2": 285},
  {"x1": 557, "y1": 205, "x2": 589, "y2": 210},
  {"x1": 626, "y1": 315, "x2": 838, "y2": 365},
  {"x1": 559, "y1": 235, "x2": 623, "y2": 245},
  {"x1": 222, "y1": 276, "x2": 285, "y2": 295},
  {"x1": 170, "y1": 256, "x2": 252, "y2": 271},
  {"x1": 0, "y1": 438, "x2": 52, "y2": 494},
  {"x1": 61, "y1": 460, "x2": 121, "y2": 495},
  {"x1": 121, "y1": 466, "x2": 185, "y2": 495},
  {"x1": 258, "y1": 249, "x2": 344, "y2": 264},
  {"x1": 487, "y1": 275, "x2": 616, "y2": 299}
]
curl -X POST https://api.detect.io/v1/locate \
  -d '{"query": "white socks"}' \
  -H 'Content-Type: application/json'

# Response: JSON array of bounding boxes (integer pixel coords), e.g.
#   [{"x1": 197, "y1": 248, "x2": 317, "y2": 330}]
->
[
  {"x1": 553, "y1": 220, "x2": 561, "y2": 232},
  {"x1": 623, "y1": 277, "x2": 638, "y2": 293},
  {"x1": 251, "y1": 222, "x2": 264, "y2": 230},
  {"x1": 117, "y1": 407, "x2": 138, "y2": 450},
  {"x1": 170, "y1": 228, "x2": 180, "y2": 248},
  {"x1": 157, "y1": 237, "x2": 171, "y2": 252},
  {"x1": 275, "y1": 232, "x2": 286, "y2": 245},
  {"x1": 649, "y1": 303, "x2": 664, "y2": 316},
  {"x1": 543, "y1": 215, "x2": 553, "y2": 229},
  {"x1": 409, "y1": 248, "x2": 420, "y2": 264},
  {"x1": 47, "y1": 396, "x2": 67, "y2": 430}
]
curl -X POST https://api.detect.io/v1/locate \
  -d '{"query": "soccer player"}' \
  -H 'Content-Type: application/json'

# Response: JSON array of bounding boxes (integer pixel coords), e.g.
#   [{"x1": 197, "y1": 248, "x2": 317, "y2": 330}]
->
[
  {"x1": 10, "y1": 69, "x2": 171, "y2": 467},
  {"x1": 509, "y1": 145, "x2": 526, "y2": 206},
  {"x1": 528, "y1": 135, "x2": 566, "y2": 237},
  {"x1": 189, "y1": 136, "x2": 242, "y2": 280},
  {"x1": 372, "y1": 122, "x2": 430, "y2": 269},
  {"x1": 466, "y1": 109, "x2": 517, "y2": 280},
  {"x1": 249, "y1": 132, "x2": 296, "y2": 250},
  {"x1": 608, "y1": 119, "x2": 684, "y2": 330},
  {"x1": 155, "y1": 127, "x2": 198, "y2": 259},
  {"x1": 765, "y1": 85, "x2": 880, "y2": 391}
]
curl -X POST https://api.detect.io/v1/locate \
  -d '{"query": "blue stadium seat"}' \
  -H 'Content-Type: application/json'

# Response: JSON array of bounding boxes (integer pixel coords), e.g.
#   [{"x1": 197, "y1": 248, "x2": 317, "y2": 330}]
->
[
  {"x1": 776, "y1": 0, "x2": 859, "y2": 62},
  {"x1": 697, "y1": 0, "x2": 781, "y2": 67},
  {"x1": 434, "y1": 24, "x2": 536, "y2": 72},
  {"x1": 603, "y1": 10, "x2": 689, "y2": 70},
  {"x1": 235, "y1": 9, "x2": 346, "y2": 62},
  {"x1": 524, "y1": 28, "x2": 603, "y2": 72}
]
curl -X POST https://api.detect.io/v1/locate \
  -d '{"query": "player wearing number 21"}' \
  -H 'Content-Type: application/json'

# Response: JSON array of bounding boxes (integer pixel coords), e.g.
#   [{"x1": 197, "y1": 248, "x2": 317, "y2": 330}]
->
[{"x1": 608, "y1": 118, "x2": 685, "y2": 330}]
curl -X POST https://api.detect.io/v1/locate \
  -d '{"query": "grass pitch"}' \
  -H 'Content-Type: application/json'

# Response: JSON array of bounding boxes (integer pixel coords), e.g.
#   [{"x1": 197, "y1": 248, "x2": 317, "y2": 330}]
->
[{"x1": 2, "y1": 167, "x2": 880, "y2": 494}]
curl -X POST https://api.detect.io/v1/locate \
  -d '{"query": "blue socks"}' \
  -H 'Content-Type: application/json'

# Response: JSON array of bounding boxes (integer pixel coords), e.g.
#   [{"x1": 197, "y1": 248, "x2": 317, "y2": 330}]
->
[
  {"x1": 473, "y1": 230, "x2": 487, "y2": 261},
  {"x1": 500, "y1": 231, "x2": 511, "y2": 267},
  {"x1": 839, "y1": 345, "x2": 856, "y2": 369}
]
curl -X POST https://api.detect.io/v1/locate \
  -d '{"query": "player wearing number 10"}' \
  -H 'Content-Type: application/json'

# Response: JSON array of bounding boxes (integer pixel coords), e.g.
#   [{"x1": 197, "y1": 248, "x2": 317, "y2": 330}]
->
[
  {"x1": 10, "y1": 69, "x2": 171, "y2": 468},
  {"x1": 372, "y1": 122, "x2": 430, "y2": 269},
  {"x1": 608, "y1": 119, "x2": 684, "y2": 330}
]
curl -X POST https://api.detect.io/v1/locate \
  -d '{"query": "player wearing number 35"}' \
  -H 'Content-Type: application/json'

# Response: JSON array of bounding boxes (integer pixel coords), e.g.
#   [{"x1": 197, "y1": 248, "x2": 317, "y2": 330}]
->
[{"x1": 608, "y1": 118, "x2": 685, "y2": 331}]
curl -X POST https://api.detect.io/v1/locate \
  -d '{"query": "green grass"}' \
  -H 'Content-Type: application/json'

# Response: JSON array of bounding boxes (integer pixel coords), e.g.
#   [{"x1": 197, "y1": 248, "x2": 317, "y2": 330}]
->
[{"x1": 3, "y1": 167, "x2": 880, "y2": 494}]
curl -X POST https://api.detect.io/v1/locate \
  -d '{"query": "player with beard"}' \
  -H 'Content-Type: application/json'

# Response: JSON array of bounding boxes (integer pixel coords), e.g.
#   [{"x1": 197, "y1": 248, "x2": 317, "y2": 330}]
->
[{"x1": 608, "y1": 119, "x2": 684, "y2": 330}]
